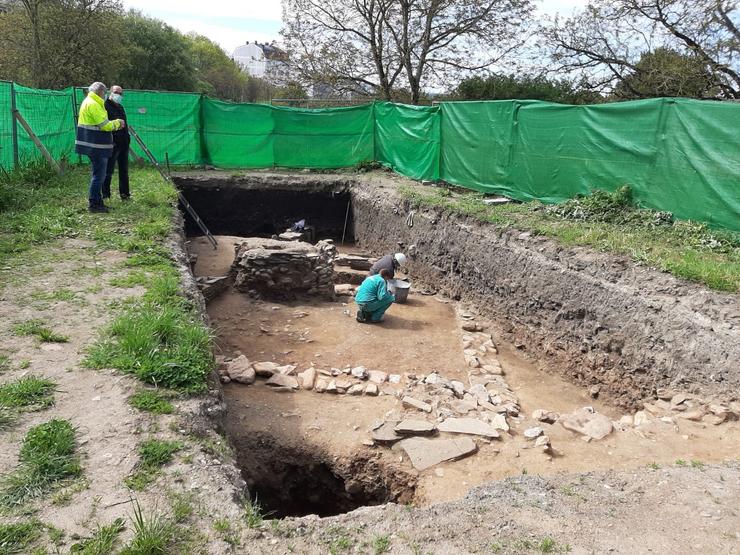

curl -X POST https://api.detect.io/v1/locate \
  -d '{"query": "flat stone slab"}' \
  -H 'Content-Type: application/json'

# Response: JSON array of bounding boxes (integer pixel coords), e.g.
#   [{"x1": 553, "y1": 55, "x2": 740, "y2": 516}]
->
[
  {"x1": 399, "y1": 437, "x2": 478, "y2": 471},
  {"x1": 438, "y1": 418, "x2": 500, "y2": 438},
  {"x1": 394, "y1": 420, "x2": 437, "y2": 436},
  {"x1": 371, "y1": 421, "x2": 401, "y2": 444}
]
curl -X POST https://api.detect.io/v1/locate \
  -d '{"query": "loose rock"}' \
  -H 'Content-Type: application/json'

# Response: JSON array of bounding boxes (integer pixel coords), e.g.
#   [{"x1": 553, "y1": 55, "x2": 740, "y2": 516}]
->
[
  {"x1": 398, "y1": 437, "x2": 478, "y2": 471},
  {"x1": 253, "y1": 361, "x2": 280, "y2": 377},
  {"x1": 395, "y1": 420, "x2": 437, "y2": 436},
  {"x1": 560, "y1": 408, "x2": 613, "y2": 440},
  {"x1": 524, "y1": 427, "x2": 544, "y2": 439},
  {"x1": 438, "y1": 418, "x2": 499, "y2": 439},
  {"x1": 225, "y1": 355, "x2": 255, "y2": 384},
  {"x1": 402, "y1": 396, "x2": 433, "y2": 413},
  {"x1": 265, "y1": 374, "x2": 299, "y2": 390}
]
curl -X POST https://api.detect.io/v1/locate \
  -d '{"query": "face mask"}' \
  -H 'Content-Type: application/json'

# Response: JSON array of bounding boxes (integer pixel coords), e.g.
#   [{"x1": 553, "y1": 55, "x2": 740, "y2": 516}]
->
[{"x1": 110, "y1": 93, "x2": 123, "y2": 104}]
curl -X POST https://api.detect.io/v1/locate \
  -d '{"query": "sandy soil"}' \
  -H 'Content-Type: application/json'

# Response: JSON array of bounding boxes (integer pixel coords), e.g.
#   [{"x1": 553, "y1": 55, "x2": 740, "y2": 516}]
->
[{"x1": 192, "y1": 235, "x2": 740, "y2": 509}]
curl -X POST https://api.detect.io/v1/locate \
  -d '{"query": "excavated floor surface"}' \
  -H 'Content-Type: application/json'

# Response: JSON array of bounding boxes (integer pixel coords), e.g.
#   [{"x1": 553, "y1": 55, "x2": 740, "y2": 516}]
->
[{"x1": 190, "y1": 235, "x2": 740, "y2": 513}]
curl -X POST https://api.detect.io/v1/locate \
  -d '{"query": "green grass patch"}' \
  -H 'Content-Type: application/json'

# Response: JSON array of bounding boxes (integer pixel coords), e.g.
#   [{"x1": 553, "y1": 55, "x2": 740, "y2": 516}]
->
[
  {"x1": 29, "y1": 288, "x2": 78, "y2": 303},
  {"x1": 0, "y1": 376, "x2": 55, "y2": 410},
  {"x1": 125, "y1": 439, "x2": 182, "y2": 491},
  {"x1": 0, "y1": 355, "x2": 10, "y2": 373},
  {"x1": 12, "y1": 320, "x2": 69, "y2": 343},
  {"x1": 0, "y1": 419, "x2": 81, "y2": 509},
  {"x1": 110, "y1": 270, "x2": 150, "y2": 288},
  {"x1": 400, "y1": 184, "x2": 740, "y2": 292},
  {"x1": 69, "y1": 518, "x2": 125, "y2": 555},
  {"x1": 128, "y1": 390, "x2": 175, "y2": 415},
  {"x1": 242, "y1": 497, "x2": 265, "y2": 529},
  {"x1": 0, "y1": 520, "x2": 43, "y2": 554},
  {"x1": 119, "y1": 501, "x2": 177, "y2": 555}
]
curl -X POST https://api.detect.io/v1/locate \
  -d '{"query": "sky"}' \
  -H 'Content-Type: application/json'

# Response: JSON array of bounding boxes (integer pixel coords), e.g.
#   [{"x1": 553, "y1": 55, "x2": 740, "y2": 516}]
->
[{"x1": 121, "y1": 0, "x2": 589, "y2": 55}]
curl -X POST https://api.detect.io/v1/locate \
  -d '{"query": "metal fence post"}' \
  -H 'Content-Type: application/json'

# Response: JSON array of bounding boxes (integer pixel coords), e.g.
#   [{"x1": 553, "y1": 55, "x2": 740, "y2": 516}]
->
[{"x1": 10, "y1": 82, "x2": 19, "y2": 169}]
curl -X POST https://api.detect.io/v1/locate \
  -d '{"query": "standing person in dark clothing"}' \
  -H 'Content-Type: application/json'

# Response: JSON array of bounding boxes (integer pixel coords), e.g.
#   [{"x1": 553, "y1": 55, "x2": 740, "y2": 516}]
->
[
  {"x1": 369, "y1": 252, "x2": 407, "y2": 279},
  {"x1": 102, "y1": 85, "x2": 130, "y2": 200}
]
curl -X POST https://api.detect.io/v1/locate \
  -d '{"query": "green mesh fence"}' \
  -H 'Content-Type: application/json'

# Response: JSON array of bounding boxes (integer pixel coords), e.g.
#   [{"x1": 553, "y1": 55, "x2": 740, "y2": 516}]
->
[{"x1": 0, "y1": 82, "x2": 738, "y2": 230}]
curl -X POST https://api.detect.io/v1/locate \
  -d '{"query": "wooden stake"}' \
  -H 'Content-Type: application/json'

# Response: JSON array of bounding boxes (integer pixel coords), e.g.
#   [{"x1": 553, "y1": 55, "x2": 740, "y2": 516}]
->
[{"x1": 12, "y1": 110, "x2": 62, "y2": 175}]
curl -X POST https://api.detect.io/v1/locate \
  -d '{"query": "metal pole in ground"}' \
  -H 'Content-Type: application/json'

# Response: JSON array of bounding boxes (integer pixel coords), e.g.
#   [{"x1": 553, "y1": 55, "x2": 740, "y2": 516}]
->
[{"x1": 10, "y1": 82, "x2": 19, "y2": 169}]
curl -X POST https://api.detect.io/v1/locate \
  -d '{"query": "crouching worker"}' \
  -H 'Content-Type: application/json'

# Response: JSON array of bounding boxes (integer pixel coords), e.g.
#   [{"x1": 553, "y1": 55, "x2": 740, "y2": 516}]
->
[{"x1": 355, "y1": 269, "x2": 395, "y2": 323}]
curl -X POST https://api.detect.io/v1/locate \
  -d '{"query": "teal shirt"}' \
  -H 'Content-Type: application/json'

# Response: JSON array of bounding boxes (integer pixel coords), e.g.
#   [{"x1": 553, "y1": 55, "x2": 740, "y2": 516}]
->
[{"x1": 355, "y1": 274, "x2": 394, "y2": 304}]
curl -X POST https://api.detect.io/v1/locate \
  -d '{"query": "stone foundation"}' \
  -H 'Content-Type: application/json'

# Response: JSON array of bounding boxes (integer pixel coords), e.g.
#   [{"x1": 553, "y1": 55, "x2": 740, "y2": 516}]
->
[{"x1": 231, "y1": 238, "x2": 336, "y2": 298}]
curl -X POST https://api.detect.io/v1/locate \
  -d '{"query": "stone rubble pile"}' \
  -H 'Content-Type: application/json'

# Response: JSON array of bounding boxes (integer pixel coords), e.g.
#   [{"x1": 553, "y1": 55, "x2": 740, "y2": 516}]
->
[{"x1": 231, "y1": 237, "x2": 336, "y2": 298}]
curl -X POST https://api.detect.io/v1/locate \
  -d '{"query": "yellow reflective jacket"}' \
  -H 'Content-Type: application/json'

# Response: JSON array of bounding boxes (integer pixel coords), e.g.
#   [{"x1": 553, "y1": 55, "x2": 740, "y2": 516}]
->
[{"x1": 75, "y1": 92, "x2": 121, "y2": 157}]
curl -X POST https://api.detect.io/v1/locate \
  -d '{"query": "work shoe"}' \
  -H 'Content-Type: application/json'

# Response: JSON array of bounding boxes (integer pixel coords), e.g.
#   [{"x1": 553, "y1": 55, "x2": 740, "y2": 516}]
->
[
  {"x1": 88, "y1": 203, "x2": 109, "y2": 214},
  {"x1": 356, "y1": 310, "x2": 368, "y2": 323},
  {"x1": 120, "y1": 194, "x2": 131, "y2": 201}
]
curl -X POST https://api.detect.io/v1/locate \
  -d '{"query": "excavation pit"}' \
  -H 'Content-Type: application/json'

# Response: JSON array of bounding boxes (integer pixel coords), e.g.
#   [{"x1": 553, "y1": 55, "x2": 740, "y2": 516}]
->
[{"x1": 178, "y1": 171, "x2": 740, "y2": 515}]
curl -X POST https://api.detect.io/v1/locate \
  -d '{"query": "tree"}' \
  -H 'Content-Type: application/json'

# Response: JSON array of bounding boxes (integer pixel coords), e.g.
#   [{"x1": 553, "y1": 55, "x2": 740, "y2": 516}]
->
[
  {"x1": 0, "y1": 0, "x2": 125, "y2": 88},
  {"x1": 544, "y1": 0, "x2": 740, "y2": 99},
  {"x1": 118, "y1": 11, "x2": 196, "y2": 91},
  {"x1": 187, "y1": 33, "x2": 247, "y2": 101},
  {"x1": 613, "y1": 48, "x2": 717, "y2": 98},
  {"x1": 282, "y1": 0, "x2": 535, "y2": 104},
  {"x1": 455, "y1": 74, "x2": 601, "y2": 103}
]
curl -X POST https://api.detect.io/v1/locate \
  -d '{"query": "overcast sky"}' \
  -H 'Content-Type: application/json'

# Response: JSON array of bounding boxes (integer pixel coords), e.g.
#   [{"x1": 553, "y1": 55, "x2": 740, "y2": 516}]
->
[{"x1": 121, "y1": 0, "x2": 588, "y2": 55}]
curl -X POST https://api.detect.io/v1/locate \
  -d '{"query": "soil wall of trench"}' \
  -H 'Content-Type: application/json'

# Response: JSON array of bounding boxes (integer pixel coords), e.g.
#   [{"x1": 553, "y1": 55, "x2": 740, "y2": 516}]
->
[
  {"x1": 350, "y1": 182, "x2": 740, "y2": 410},
  {"x1": 174, "y1": 171, "x2": 739, "y2": 410}
]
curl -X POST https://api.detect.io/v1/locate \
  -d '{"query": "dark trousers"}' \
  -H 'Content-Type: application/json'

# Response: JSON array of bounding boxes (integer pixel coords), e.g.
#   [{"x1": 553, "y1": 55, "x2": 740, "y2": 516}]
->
[
  {"x1": 102, "y1": 143, "x2": 130, "y2": 198},
  {"x1": 88, "y1": 154, "x2": 109, "y2": 205}
]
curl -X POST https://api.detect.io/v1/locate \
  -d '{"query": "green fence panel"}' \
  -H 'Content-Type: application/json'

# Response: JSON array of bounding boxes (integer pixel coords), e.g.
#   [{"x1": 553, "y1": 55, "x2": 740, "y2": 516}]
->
[
  {"x1": 649, "y1": 98, "x2": 740, "y2": 228},
  {"x1": 202, "y1": 98, "x2": 274, "y2": 168},
  {"x1": 375, "y1": 102, "x2": 440, "y2": 180},
  {"x1": 507, "y1": 99, "x2": 664, "y2": 203},
  {"x1": 118, "y1": 89, "x2": 203, "y2": 165},
  {"x1": 440, "y1": 101, "x2": 520, "y2": 196},
  {"x1": 272, "y1": 104, "x2": 374, "y2": 168},
  {"x1": 0, "y1": 81, "x2": 13, "y2": 171},
  {"x1": 14, "y1": 84, "x2": 75, "y2": 163}
]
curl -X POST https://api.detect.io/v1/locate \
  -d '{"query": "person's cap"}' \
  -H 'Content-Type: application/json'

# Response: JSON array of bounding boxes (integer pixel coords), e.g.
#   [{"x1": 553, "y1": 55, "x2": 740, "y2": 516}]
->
[{"x1": 394, "y1": 253, "x2": 407, "y2": 266}]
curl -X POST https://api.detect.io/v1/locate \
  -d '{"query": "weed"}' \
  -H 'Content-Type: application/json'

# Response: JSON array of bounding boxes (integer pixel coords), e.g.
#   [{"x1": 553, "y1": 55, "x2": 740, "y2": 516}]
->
[
  {"x1": 30, "y1": 289, "x2": 78, "y2": 303},
  {"x1": 691, "y1": 460, "x2": 705, "y2": 469},
  {"x1": 648, "y1": 462, "x2": 660, "y2": 470},
  {"x1": 0, "y1": 407, "x2": 17, "y2": 430},
  {"x1": 0, "y1": 376, "x2": 55, "y2": 410},
  {"x1": 0, "y1": 419, "x2": 81, "y2": 508},
  {"x1": 120, "y1": 501, "x2": 176, "y2": 555},
  {"x1": 128, "y1": 390, "x2": 174, "y2": 415},
  {"x1": 69, "y1": 518, "x2": 125, "y2": 554},
  {"x1": 169, "y1": 492, "x2": 195, "y2": 523},
  {"x1": 243, "y1": 497, "x2": 264, "y2": 529},
  {"x1": 0, "y1": 520, "x2": 43, "y2": 554},
  {"x1": 213, "y1": 518, "x2": 240, "y2": 546},
  {"x1": 330, "y1": 535, "x2": 353, "y2": 554},
  {"x1": 0, "y1": 355, "x2": 10, "y2": 372},
  {"x1": 18, "y1": 361, "x2": 30, "y2": 370},
  {"x1": 51, "y1": 477, "x2": 90, "y2": 506},
  {"x1": 125, "y1": 439, "x2": 182, "y2": 491},
  {"x1": 372, "y1": 534, "x2": 391, "y2": 554},
  {"x1": 13, "y1": 319, "x2": 69, "y2": 343},
  {"x1": 675, "y1": 459, "x2": 687, "y2": 466}
]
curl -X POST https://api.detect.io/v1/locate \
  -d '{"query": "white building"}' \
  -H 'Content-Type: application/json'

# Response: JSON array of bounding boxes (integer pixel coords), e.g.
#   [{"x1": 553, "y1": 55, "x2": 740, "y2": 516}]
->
[{"x1": 233, "y1": 41, "x2": 287, "y2": 81}]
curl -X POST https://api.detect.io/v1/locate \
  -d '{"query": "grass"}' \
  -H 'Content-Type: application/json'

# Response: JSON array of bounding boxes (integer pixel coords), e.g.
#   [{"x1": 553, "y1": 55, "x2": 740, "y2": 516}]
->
[
  {"x1": 125, "y1": 439, "x2": 182, "y2": 491},
  {"x1": 0, "y1": 419, "x2": 81, "y2": 509},
  {"x1": 0, "y1": 520, "x2": 43, "y2": 554},
  {"x1": 0, "y1": 376, "x2": 55, "y2": 410},
  {"x1": 372, "y1": 535, "x2": 391, "y2": 554},
  {"x1": 69, "y1": 518, "x2": 125, "y2": 554},
  {"x1": 128, "y1": 390, "x2": 175, "y2": 415},
  {"x1": 110, "y1": 270, "x2": 150, "y2": 288},
  {"x1": 119, "y1": 501, "x2": 176, "y2": 555},
  {"x1": 242, "y1": 497, "x2": 265, "y2": 529},
  {"x1": 12, "y1": 320, "x2": 69, "y2": 343},
  {"x1": 2, "y1": 163, "x2": 213, "y2": 392},
  {"x1": 29, "y1": 288, "x2": 78, "y2": 303},
  {"x1": 0, "y1": 355, "x2": 10, "y2": 373},
  {"x1": 400, "y1": 184, "x2": 740, "y2": 292}
]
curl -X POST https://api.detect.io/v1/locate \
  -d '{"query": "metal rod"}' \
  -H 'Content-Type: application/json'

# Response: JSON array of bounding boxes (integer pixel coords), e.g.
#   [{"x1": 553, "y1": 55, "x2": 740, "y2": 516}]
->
[
  {"x1": 341, "y1": 198, "x2": 351, "y2": 245},
  {"x1": 165, "y1": 151, "x2": 171, "y2": 176},
  {"x1": 128, "y1": 125, "x2": 218, "y2": 250},
  {"x1": 13, "y1": 110, "x2": 62, "y2": 175}
]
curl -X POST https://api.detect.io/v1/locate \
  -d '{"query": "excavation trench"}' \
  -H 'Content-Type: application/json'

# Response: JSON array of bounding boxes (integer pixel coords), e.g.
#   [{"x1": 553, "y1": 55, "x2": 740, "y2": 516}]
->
[{"x1": 175, "y1": 172, "x2": 740, "y2": 517}]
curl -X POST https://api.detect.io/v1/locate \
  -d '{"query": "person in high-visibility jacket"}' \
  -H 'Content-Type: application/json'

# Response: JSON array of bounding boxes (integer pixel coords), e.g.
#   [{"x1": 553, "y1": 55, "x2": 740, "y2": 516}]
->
[{"x1": 75, "y1": 82, "x2": 125, "y2": 213}]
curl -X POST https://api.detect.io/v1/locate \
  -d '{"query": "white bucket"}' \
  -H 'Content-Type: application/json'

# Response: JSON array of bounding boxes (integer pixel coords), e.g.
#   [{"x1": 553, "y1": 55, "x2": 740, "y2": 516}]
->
[{"x1": 388, "y1": 279, "x2": 411, "y2": 303}]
